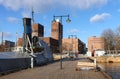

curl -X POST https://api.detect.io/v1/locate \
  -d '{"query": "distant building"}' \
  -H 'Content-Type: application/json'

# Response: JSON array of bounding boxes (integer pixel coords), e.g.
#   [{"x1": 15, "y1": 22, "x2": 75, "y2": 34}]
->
[
  {"x1": 16, "y1": 23, "x2": 44, "y2": 53},
  {"x1": 2, "y1": 40, "x2": 15, "y2": 52},
  {"x1": 62, "y1": 38, "x2": 86, "y2": 54},
  {"x1": 88, "y1": 36, "x2": 105, "y2": 52},
  {"x1": 17, "y1": 38, "x2": 23, "y2": 46},
  {"x1": 15, "y1": 38, "x2": 23, "y2": 53},
  {"x1": 3, "y1": 40, "x2": 15, "y2": 47},
  {"x1": 16, "y1": 21, "x2": 86, "y2": 54},
  {"x1": 17, "y1": 37, "x2": 59, "y2": 53},
  {"x1": 32, "y1": 23, "x2": 44, "y2": 37}
]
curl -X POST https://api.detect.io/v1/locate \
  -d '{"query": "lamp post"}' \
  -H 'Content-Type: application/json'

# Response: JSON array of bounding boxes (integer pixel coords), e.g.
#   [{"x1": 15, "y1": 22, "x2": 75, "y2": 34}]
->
[
  {"x1": 75, "y1": 36, "x2": 77, "y2": 54},
  {"x1": 53, "y1": 15, "x2": 71, "y2": 69},
  {"x1": 1, "y1": 32, "x2": 3, "y2": 46},
  {"x1": 16, "y1": 32, "x2": 18, "y2": 50}
]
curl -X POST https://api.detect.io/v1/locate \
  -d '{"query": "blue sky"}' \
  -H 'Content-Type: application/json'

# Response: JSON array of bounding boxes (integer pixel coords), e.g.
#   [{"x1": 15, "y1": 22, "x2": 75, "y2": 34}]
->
[{"x1": 0, "y1": 0, "x2": 120, "y2": 45}]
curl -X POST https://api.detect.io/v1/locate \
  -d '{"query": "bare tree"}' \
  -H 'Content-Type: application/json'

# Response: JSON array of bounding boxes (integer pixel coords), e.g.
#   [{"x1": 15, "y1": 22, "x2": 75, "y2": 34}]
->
[
  {"x1": 116, "y1": 26, "x2": 120, "y2": 36},
  {"x1": 101, "y1": 26, "x2": 120, "y2": 50},
  {"x1": 101, "y1": 29, "x2": 116, "y2": 50},
  {"x1": 62, "y1": 42, "x2": 72, "y2": 52},
  {"x1": 115, "y1": 26, "x2": 120, "y2": 50}
]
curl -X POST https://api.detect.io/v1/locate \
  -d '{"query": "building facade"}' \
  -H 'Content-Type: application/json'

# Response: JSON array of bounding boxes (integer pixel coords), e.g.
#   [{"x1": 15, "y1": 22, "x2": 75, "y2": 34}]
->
[
  {"x1": 51, "y1": 21, "x2": 63, "y2": 41},
  {"x1": 32, "y1": 23, "x2": 44, "y2": 37},
  {"x1": 17, "y1": 38, "x2": 23, "y2": 46},
  {"x1": 2, "y1": 40, "x2": 15, "y2": 52},
  {"x1": 88, "y1": 36, "x2": 105, "y2": 52},
  {"x1": 3, "y1": 40, "x2": 15, "y2": 47},
  {"x1": 62, "y1": 38, "x2": 86, "y2": 54},
  {"x1": 40, "y1": 37, "x2": 59, "y2": 53}
]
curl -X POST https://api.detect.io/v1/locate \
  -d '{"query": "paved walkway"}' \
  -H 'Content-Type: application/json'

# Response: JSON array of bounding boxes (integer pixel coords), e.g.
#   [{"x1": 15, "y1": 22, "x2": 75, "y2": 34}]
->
[{"x1": 0, "y1": 58, "x2": 111, "y2": 79}]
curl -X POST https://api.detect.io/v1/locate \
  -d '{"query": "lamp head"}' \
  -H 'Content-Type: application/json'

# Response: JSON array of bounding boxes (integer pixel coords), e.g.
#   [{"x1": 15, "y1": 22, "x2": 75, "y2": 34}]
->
[
  {"x1": 52, "y1": 16, "x2": 56, "y2": 22},
  {"x1": 66, "y1": 17, "x2": 71, "y2": 23},
  {"x1": 66, "y1": 15, "x2": 71, "y2": 23}
]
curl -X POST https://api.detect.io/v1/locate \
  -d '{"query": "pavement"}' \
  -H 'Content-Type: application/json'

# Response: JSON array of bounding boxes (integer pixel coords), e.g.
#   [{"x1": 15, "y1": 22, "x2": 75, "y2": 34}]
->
[{"x1": 0, "y1": 57, "x2": 111, "y2": 79}]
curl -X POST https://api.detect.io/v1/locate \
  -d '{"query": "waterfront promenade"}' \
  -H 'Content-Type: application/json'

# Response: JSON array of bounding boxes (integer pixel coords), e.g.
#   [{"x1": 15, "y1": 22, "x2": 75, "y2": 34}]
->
[{"x1": 0, "y1": 58, "x2": 111, "y2": 79}]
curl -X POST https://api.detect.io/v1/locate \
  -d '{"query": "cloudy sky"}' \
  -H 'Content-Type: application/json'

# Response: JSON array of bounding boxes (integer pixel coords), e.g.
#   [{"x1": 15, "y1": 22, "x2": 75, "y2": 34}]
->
[{"x1": 0, "y1": 0, "x2": 120, "y2": 45}]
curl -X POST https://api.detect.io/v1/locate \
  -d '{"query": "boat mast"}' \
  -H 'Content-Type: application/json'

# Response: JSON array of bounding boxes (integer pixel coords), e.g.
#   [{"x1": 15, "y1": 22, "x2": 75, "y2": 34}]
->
[
  {"x1": 2, "y1": 32, "x2": 3, "y2": 46},
  {"x1": 32, "y1": 7, "x2": 34, "y2": 24}
]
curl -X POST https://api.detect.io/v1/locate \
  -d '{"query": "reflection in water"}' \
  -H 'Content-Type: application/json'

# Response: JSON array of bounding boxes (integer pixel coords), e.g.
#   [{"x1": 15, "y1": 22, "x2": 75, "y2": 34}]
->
[{"x1": 98, "y1": 63, "x2": 120, "y2": 79}]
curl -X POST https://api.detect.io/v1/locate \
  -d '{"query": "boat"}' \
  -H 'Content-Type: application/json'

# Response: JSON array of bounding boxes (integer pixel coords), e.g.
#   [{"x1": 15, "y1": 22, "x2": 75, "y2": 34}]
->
[
  {"x1": 0, "y1": 18, "x2": 53, "y2": 74},
  {"x1": 0, "y1": 37, "x2": 53, "y2": 74}
]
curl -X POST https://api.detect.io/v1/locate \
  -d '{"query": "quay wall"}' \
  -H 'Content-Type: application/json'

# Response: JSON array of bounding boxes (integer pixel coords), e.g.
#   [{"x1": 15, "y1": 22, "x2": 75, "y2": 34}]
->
[{"x1": 89, "y1": 56, "x2": 120, "y2": 63}]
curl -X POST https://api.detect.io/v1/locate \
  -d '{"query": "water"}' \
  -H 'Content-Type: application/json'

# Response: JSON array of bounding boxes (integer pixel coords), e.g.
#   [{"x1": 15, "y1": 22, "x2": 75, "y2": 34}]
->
[{"x1": 98, "y1": 63, "x2": 120, "y2": 79}]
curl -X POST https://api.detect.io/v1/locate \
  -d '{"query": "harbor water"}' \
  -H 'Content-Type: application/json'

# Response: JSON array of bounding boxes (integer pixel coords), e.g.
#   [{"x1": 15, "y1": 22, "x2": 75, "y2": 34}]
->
[{"x1": 99, "y1": 63, "x2": 120, "y2": 79}]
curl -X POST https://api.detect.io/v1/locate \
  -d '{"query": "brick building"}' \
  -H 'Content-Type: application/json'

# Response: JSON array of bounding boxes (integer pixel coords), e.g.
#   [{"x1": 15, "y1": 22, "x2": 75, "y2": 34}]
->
[
  {"x1": 88, "y1": 36, "x2": 105, "y2": 52},
  {"x1": 62, "y1": 38, "x2": 86, "y2": 54},
  {"x1": 17, "y1": 38, "x2": 23, "y2": 46},
  {"x1": 32, "y1": 23, "x2": 44, "y2": 37},
  {"x1": 17, "y1": 22, "x2": 60, "y2": 53},
  {"x1": 51, "y1": 21, "x2": 86, "y2": 54},
  {"x1": 40, "y1": 37, "x2": 59, "y2": 53},
  {"x1": 17, "y1": 21, "x2": 86, "y2": 54},
  {"x1": 51, "y1": 21, "x2": 63, "y2": 41},
  {"x1": 2, "y1": 40, "x2": 15, "y2": 52}
]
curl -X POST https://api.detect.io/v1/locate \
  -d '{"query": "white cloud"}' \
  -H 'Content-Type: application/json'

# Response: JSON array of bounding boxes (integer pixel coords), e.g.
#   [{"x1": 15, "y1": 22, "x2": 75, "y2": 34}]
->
[
  {"x1": 22, "y1": 12, "x2": 31, "y2": 17},
  {"x1": 62, "y1": 0, "x2": 107, "y2": 10},
  {"x1": 80, "y1": 31, "x2": 87, "y2": 34},
  {"x1": 68, "y1": 29, "x2": 79, "y2": 34},
  {"x1": 0, "y1": 0, "x2": 21, "y2": 11},
  {"x1": 90, "y1": 13, "x2": 111, "y2": 23},
  {"x1": 4, "y1": 32, "x2": 13, "y2": 38},
  {"x1": 7, "y1": 17, "x2": 20, "y2": 23},
  {"x1": 0, "y1": 32, "x2": 13, "y2": 38},
  {"x1": 0, "y1": 0, "x2": 107, "y2": 12}
]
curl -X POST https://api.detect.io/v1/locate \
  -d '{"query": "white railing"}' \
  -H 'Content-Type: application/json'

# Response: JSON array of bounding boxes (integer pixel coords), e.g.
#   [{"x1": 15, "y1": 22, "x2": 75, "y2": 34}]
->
[{"x1": 105, "y1": 50, "x2": 120, "y2": 56}]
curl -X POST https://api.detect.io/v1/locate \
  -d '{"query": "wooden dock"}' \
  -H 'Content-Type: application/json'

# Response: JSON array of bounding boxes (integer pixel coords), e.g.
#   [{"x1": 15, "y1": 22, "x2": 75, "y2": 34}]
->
[{"x1": 0, "y1": 58, "x2": 112, "y2": 79}]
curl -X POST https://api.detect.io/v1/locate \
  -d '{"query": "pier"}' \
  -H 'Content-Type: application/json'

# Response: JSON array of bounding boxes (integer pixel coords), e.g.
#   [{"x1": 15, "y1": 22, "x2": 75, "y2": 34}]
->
[{"x1": 0, "y1": 57, "x2": 112, "y2": 79}]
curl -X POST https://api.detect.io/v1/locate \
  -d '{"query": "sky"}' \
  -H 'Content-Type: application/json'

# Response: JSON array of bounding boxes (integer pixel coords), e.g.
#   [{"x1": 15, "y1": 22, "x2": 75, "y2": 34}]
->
[{"x1": 0, "y1": 0, "x2": 120, "y2": 45}]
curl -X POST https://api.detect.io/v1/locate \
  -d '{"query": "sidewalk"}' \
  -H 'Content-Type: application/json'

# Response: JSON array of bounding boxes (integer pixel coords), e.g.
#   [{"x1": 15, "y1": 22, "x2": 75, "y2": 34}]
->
[{"x1": 0, "y1": 58, "x2": 112, "y2": 79}]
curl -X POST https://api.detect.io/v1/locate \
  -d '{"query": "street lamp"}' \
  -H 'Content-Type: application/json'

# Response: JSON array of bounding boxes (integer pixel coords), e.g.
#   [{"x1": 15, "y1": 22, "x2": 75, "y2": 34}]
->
[
  {"x1": 53, "y1": 15, "x2": 71, "y2": 69},
  {"x1": 53, "y1": 15, "x2": 71, "y2": 23}
]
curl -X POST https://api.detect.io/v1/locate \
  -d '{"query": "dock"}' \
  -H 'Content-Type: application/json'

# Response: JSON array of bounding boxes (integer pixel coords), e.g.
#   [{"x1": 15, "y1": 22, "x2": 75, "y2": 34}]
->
[{"x1": 0, "y1": 58, "x2": 112, "y2": 79}]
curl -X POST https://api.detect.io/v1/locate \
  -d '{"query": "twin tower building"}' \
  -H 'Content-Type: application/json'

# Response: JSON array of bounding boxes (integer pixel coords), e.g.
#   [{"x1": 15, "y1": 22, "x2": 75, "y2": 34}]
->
[
  {"x1": 17, "y1": 18, "x2": 63, "y2": 53},
  {"x1": 23, "y1": 18, "x2": 62, "y2": 41}
]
